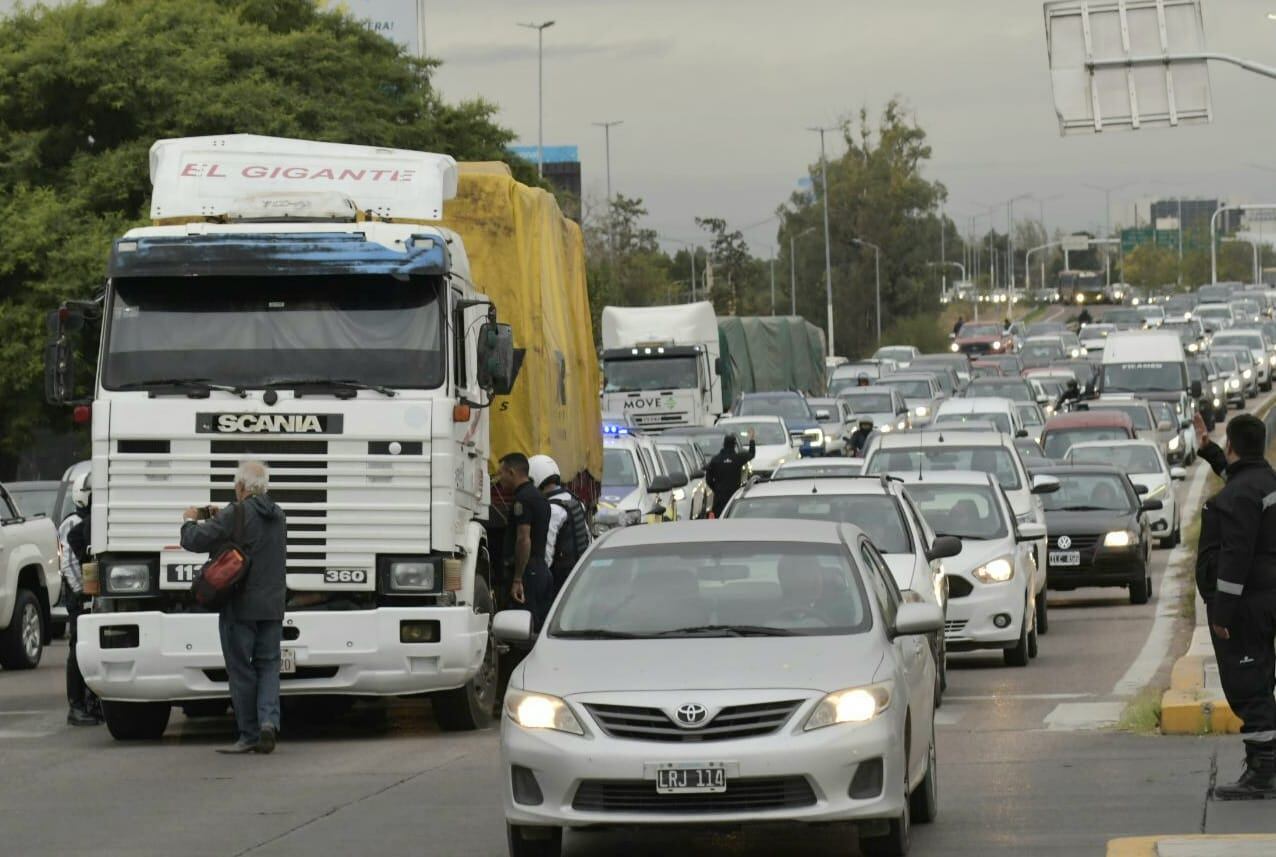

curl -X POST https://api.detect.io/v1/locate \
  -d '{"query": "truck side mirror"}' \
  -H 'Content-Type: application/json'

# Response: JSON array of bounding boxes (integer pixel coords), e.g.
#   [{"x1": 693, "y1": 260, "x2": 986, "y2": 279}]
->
[
  {"x1": 44, "y1": 309, "x2": 76, "y2": 405},
  {"x1": 714, "y1": 357, "x2": 723, "y2": 375},
  {"x1": 477, "y1": 322, "x2": 518, "y2": 396}
]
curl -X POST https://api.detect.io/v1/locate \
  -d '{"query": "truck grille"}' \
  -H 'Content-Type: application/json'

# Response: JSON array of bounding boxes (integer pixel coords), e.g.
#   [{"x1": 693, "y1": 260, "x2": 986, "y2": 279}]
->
[
  {"x1": 584, "y1": 700, "x2": 802, "y2": 742},
  {"x1": 628, "y1": 412, "x2": 691, "y2": 430},
  {"x1": 572, "y1": 777, "x2": 816, "y2": 814}
]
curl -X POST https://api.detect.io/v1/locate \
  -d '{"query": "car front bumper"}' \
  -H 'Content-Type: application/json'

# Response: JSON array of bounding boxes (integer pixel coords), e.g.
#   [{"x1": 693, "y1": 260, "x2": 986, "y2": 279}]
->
[
  {"x1": 1047, "y1": 546, "x2": 1145, "y2": 589},
  {"x1": 942, "y1": 579, "x2": 1026, "y2": 651},
  {"x1": 77, "y1": 607, "x2": 488, "y2": 701}
]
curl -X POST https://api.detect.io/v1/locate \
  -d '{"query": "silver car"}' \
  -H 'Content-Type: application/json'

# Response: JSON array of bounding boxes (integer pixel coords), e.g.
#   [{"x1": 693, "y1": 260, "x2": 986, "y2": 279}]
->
[{"x1": 496, "y1": 519, "x2": 942, "y2": 857}]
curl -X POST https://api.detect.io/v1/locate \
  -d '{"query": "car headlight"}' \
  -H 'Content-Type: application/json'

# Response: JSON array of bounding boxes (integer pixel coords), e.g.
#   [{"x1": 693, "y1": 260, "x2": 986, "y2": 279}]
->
[
  {"x1": 950, "y1": 342, "x2": 961, "y2": 352},
  {"x1": 879, "y1": 423, "x2": 893, "y2": 433},
  {"x1": 971, "y1": 557, "x2": 1015, "y2": 583},
  {"x1": 106, "y1": 562, "x2": 152, "y2": 594},
  {"x1": 1188, "y1": 343, "x2": 1199, "y2": 352},
  {"x1": 1103, "y1": 530, "x2": 1137, "y2": 548},
  {"x1": 803, "y1": 682, "x2": 893, "y2": 731},
  {"x1": 1229, "y1": 378, "x2": 1241, "y2": 390},
  {"x1": 915, "y1": 405, "x2": 930, "y2": 417},
  {"x1": 1071, "y1": 348, "x2": 1081, "y2": 358},
  {"x1": 672, "y1": 488, "x2": 686, "y2": 502},
  {"x1": 1244, "y1": 369, "x2": 1253, "y2": 379},
  {"x1": 1168, "y1": 436, "x2": 1181, "y2": 451},
  {"x1": 992, "y1": 341, "x2": 1003, "y2": 350},
  {"x1": 1269, "y1": 355, "x2": 1276, "y2": 367},
  {"x1": 505, "y1": 689, "x2": 585, "y2": 735},
  {"x1": 1213, "y1": 397, "x2": 1222, "y2": 407},
  {"x1": 1185, "y1": 311, "x2": 1193, "y2": 319},
  {"x1": 896, "y1": 419, "x2": 908, "y2": 431}
]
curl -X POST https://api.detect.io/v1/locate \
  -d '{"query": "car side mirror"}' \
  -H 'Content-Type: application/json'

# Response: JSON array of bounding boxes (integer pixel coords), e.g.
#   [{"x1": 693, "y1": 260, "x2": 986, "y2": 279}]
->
[
  {"x1": 1190, "y1": 380, "x2": 1203, "y2": 398},
  {"x1": 1134, "y1": 484, "x2": 1149, "y2": 495},
  {"x1": 492, "y1": 610, "x2": 534, "y2": 643},
  {"x1": 1157, "y1": 421, "x2": 1173, "y2": 432},
  {"x1": 891, "y1": 602, "x2": 944, "y2": 638},
  {"x1": 648, "y1": 475, "x2": 674, "y2": 494},
  {"x1": 925, "y1": 535, "x2": 962, "y2": 562},
  {"x1": 651, "y1": 503, "x2": 667, "y2": 517},
  {"x1": 1016, "y1": 522, "x2": 1047, "y2": 542},
  {"x1": 1170, "y1": 467, "x2": 1187, "y2": 481},
  {"x1": 714, "y1": 357, "x2": 723, "y2": 375},
  {"x1": 691, "y1": 468, "x2": 706, "y2": 479},
  {"x1": 1141, "y1": 499, "x2": 1164, "y2": 512},
  {"x1": 668, "y1": 473, "x2": 689, "y2": 489},
  {"x1": 1030, "y1": 474, "x2": 1060, "y2": 495},
  {"x1": 1016, "y1": 428, "x2": 1029, "y2": 438}
]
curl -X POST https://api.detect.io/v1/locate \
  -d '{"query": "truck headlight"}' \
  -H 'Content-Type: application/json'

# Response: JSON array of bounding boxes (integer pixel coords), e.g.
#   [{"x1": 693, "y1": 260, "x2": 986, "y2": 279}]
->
[
  {"x1": 1103, "y1": 530, "x2": 1137, "y2": 548},
  {"x1": 803, "y1": 682, "x2": 893, "y2": 730},
  {"x1": 106, "y1": 562, "x2": 152, "y2": 594},
  {"x1": 971, "y1": 557, "x2": 1014, "y2": 583},
  {"x1": 384, "y1": 557, "x2": 440, "y2": 592},
  {"x1": 505, "y1": 689, "x2": 585, "y2": 735}
]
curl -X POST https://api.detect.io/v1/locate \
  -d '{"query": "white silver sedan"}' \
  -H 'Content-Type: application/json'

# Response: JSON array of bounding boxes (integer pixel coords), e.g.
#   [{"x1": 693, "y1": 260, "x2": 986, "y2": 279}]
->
[{"x1": 496, "y1": 519, "x2": 943, "y2": 857}]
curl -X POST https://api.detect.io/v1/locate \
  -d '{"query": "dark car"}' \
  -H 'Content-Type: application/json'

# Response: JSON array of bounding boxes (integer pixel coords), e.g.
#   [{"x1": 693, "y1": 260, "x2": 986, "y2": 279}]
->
[
  {"x1": 1187, "y1": 357, "x2": 1226, "y2": 428},
  {"x1": 1019, "y1": 338, "x2": 1068, "y2": 370},
  {"x1": 1037, "y1": 464, "x2": 1157, "y2": 603},
  {"x1": 732, "y1": 392, "x2": 825, "y2": 453},
  {"x1": 952, "y1": 321, "x2": 1014, "y2": 357}
]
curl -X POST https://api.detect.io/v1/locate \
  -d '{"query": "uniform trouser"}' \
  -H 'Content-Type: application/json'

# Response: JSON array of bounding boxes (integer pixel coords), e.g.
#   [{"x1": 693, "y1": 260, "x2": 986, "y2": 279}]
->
[
  {"x1": 522, "y1": 565, "x2": 555, "y2": 632},
  {"x1": 65, "y1": 593, "x2": 88, "y2": 711},
  {"x1": 1211, "y1": 589, "x2": 1276, "y2": 739},
  {"x1": 218, "y1": 614, "x2": 283, "y2": 743}
]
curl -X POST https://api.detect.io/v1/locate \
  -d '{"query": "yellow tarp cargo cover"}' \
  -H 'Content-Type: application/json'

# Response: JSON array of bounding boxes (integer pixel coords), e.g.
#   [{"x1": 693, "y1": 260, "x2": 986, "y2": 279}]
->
[{"x1": 441, "y1": 164, "x2": 602, "y2": 499}]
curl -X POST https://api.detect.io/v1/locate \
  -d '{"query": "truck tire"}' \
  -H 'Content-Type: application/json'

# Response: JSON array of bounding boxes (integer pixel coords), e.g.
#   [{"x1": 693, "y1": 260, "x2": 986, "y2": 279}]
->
[
  {"x1": 102, "y1": 700, "x2": 172, "y2": 740},
  {"x1": 0, "y1": 589, "x2": 44, "y2": 670},
  {"x1": 433, "y1": 573, "x2": 498, "y2": 732}
]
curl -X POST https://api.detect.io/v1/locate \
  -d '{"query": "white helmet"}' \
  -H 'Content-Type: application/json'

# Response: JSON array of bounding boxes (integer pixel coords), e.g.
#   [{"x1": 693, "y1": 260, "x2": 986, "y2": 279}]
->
[
  {"x1": 71, "y1": 471, "x2": 91, "y2": 509},
  {"x1": 528, "y1": 454, "x2": 561, "y2": 489}
]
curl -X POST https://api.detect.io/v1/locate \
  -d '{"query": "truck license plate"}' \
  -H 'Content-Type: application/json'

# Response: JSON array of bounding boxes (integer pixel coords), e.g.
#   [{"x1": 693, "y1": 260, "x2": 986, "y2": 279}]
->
[
  {"x1": 1049, "y1": 551, "x2": 1081, "y2": 567},
  {"x1": 280, "y1": 647, "x2": 296, "y2": 675},
  {"x1": 656, "y1": 765, "x2": 727, "y2": 794}
]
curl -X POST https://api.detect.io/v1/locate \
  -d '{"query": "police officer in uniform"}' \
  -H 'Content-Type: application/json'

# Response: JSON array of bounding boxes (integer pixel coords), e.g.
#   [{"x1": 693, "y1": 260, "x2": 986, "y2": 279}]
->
[
  {"x1": 849, "y1": 418, "x2": 875, "y2": 457},
  {"x1": 706, "y1": 430, "x2": 756, "y2": 518},
  {"x1": 1193, "y1": 412, "x2": 1276, "y2": 799},
  {"x1": 498, "y1": 453, "x2": 554, "y2": 631}
]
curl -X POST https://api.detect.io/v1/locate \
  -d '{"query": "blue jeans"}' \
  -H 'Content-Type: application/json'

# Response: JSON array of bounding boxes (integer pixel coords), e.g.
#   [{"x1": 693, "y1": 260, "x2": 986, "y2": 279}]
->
[{"x1": 218, "y1": 614, "x2": 282, "y2": 743}]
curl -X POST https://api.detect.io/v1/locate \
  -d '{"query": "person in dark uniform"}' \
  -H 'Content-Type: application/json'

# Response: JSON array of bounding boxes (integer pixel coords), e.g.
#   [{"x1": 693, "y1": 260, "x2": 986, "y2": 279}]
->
[
  {"x1": 706, "y1": 430, "x2": 756, "y2": 517},
  {"x1": 498, "y1": 452, "x2": 554, "y2": 631},
  {"x1": 1055, "y1": 379, "x2": 1082, "y2": 412},
  {"x1": 1077, "y1": 307, "x2": 1093, "y2": 326},
  {"x1": 1193, "y1": 412, "x2": 1276, "y2": 799},
  {"x1": 849, "y1": 418, "x2": 875, "y2": 457},
  {"x1": 952, "y1": 317, "x2": 965, "y2": 337}
]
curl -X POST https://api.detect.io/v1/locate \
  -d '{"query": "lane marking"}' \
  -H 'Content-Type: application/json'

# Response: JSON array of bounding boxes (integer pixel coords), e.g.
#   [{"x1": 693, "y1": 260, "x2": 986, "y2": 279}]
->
[
  {"x1": 935, "y1": 708, "x2": 965, "y2": 726},
  {"x1": 0, "y1": 730, "x2": 55, "y2": 739},
  {"x1": 1043, "y1": 701, "x2": 1126, "y2": 731},
  {"x1": 0, "y1": 710, "x2": 54, "y2": 717},
  {"x1": 944, "y1": 692, "x2": 1094, "y2": 702}
]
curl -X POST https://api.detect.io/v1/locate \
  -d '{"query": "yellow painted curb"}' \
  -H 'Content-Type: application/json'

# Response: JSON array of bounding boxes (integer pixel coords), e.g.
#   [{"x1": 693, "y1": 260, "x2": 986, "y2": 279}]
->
[
  {"x1": 1170, "y1": 654, "x2": 1203, "y2": 691},
  {"x1": 1109, "y1": 835, "x2": 1276, "y2": 856}
]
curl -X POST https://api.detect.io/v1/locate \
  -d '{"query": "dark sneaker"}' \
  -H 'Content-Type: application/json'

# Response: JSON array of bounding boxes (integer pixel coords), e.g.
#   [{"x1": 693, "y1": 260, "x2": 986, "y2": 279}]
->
[
  {"x1": 67, "y1": 708, "x2": 99, "y2": 727},
  {"x1": 255, "y1": 725, "x2": 277, "y2": 755},
  {"x1": 216, "y1": 739, "x2": 259, "y2": 755}
]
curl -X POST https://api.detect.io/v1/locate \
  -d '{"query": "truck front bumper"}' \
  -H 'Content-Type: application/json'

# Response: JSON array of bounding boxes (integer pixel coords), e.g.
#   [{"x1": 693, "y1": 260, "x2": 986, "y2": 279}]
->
[{"x1": 77, "y1": 606, "x2": 488, "y2": 702}]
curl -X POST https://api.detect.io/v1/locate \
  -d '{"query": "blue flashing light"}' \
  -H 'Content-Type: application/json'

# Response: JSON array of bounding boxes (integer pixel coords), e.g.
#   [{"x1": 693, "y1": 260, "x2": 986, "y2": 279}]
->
[{"x1": 603, "y1": 423, "x2": 634, "y2": 437}]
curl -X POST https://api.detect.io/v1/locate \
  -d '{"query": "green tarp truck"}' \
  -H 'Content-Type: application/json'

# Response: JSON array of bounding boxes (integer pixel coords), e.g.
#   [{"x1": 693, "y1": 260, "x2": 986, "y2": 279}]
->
[{"x1": 718, "y1": 316, "x2": 828, "y2": 406}]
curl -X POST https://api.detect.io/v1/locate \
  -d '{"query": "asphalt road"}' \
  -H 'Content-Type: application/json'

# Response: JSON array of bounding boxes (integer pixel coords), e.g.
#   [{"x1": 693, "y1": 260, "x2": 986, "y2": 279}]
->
[{"x1": 0, "y1": 384, "x2": 1266, "y2": 857}]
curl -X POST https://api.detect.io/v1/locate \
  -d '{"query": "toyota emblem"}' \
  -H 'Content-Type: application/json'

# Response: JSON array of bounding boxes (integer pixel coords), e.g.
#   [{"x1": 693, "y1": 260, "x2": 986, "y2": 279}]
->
[
  {"x1": 1057, "y1": 535, "x2": 1072, "y2": 550},
  {"x1": 675, "y1": 703, "x2": 709, "y2": 727}
]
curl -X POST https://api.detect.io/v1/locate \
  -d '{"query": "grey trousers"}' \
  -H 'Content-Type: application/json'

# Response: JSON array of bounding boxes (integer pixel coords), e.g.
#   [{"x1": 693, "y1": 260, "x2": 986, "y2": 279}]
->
[{"x1": 218, "y1": 613, "x2": 282, "y2": 743}]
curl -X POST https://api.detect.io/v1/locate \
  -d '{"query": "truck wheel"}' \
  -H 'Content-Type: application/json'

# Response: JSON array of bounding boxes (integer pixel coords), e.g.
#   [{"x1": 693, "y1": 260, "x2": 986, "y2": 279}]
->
[
  {"x1": 102, "y1": 700, "x2": 172, "y2": 740},
  {"x1": 0, "y1": 589, "x2": 44, "y2": 670},
  {"x1": 433, "y1": 574, "x2": 497, "y2": 732}
]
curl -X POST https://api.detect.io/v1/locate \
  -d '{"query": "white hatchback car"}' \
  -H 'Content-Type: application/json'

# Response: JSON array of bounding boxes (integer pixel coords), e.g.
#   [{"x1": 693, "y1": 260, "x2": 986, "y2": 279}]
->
[
  {"x1": 933, "y1": 397, "x2": 1027, "y2": 438},
  {"x1": 898, "y1": 472, "x2": 1045, "y2": 667},
  {"x1": 495, "y1": 519, "x2": 943, "y2": 857},
  {"x1": 1065, "y1": 440, "x2": 1186, "y2": 548}
]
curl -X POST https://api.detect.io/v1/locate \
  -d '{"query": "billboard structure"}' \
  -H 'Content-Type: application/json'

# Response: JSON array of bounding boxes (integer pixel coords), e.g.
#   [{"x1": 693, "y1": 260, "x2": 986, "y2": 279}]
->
[
  {"x1": 508, "y1": 145, "x2": 582, "y2": 221},
  {"x1": 319, "y1": 0, "x2": 424, "y2": 57}
]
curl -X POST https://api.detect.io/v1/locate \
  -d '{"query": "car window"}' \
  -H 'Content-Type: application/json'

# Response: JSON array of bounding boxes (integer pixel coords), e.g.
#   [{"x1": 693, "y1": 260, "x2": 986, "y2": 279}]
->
[
  {"x1": 727, "y1": 494, "x2": 912, "y2": 553},
  {"x1": 658, "y1": 449, "x2": 687, "y2": 479},
  {"x1": 637, "y1": 448, "x2": 658, "y2": 482},
  {"x1": 8, "y1": 487, "x2": 58, "y2": 519},
  {"x1": 866, "y1": 446, "x2": 1022, "y2": 490},
  {"x1": 936, "y1": 412, "x2": 1012, "y2": 434},
  {"x1": 905, "y1": 483, "x2": 1009, "y2": 540},
  {"x1": 738, "y1": 396, "x2": 812, "y2": 421},
  {"x1": 1068, "y1": 445, "x2": 1163, "y2": 474},
  {"x1": 1042, "y1": 472, "x2": 1135, "y2": 513},
  {"x1": 603, "y1": 448, "x2": 640, "y2": 487},
  {"x1": 1042, "y1": 428, "x2": 1130, "y2": 459},
  {"x1": 723, "y1": 421, "x2": 788, "y2": 445},
  {"x1": 551, "y1": 542, "x2": 872, "y2": 637},
  {"x1": 859, "y1": 542, "x2": 900, "y2": 627}
]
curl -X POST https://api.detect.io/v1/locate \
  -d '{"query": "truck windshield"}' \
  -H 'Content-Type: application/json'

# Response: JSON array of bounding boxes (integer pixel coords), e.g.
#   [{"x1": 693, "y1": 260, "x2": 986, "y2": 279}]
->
[
  {"x1": 603, "y1": 356, "x2": 699, "y2": 392},
  {"x1": 1101, "y1": 362, "x2": 1185, "y2": 393},
  {"x1": 103, "y1": 275, "x2": 444, "y2": 390}
]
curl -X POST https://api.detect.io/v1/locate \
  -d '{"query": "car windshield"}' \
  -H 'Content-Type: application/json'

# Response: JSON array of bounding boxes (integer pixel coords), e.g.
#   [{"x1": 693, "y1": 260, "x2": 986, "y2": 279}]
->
[
  {"x1": 667, "y1": 429, "x2": 732, "y2": 458},
  {"x1": 882, "y1": 379, "x2": 934, "y2": 399},
  {"x1": 1214, "y1": 354, "x2": 1239, "y2": 372},
  {"x1": 770, "y1": 463, "x2": 863, "y2": 480},
  {"x1": 550, "y1": 542, "x2": 872, "y2": 637},
  {"x1": 1149, "y1": 401, "x2": 1177, "y2": 425},
  {"x1": 738, "y1": 396, "x2": 812, "y2": 422},
  {"x1": 1082, "y1": 325, "x2": 1115, "y2": 339},
  {"x1": 841, "y1": 393, "x2": 895, "y2": 413},
  {"x1": 7, "y1": 486, "x2": 59, "y2": 519},
  {"x1": 967, "y1": 381, "x2": 1032, "y2": 402},
  {"x1": 603, "y1": 448, "x2": 640, "y2": 487},
  {"x1": 1105, "y1": 309, "x2": 1144, "y2": 325},
  {"x1": 1101, "y1": 362, "x2": 1186, "y2": 393},
  {"x1": 876, "y1": 348, "x2": 914, "y2": 362},
  {"x1": 1015, "y1": 439, "x2": 1047, "y2": 459},
  {"x1": 905, "y1": 484, "x2": 1007, "y2": 540},
  {"x1": 960, "y1": 323, "x2": 1002, "y2": 337},
  {"x1": 1068, "y1": 445, "x2": 1163, "y2": 474},
  {"x1": 1017, "y1": 404, "x2": 1044, "y2": 426},
  {"x1": 728, "y1": 495, "x2": 911, "y2": 553},
  {"x1": 603, "y1": 356, "x2": 699, "y2": 392},
  {"x1": 723, "y1": 421, "x2": 788, "y2": 445},
  {"x1": 1087, "y1": 404, "x2": 1153, "y2": 430},
  {"x1": 1023, "y1": 342, "x2": 1064, "y2": 360},
  {"x1": 865, "y1": 446, "x2": 1022, "y2": 490},
  {"x1": 1197, "y1": 307, "x2": 1231, "y2": 320},
  {"x1": 1042, "y1": 473, "x2": 1134, "y2": 512},
  {"x1": 658, "y1": 449, "x2": 687, "y2": 478},
  {"x1": 935, "y1": 412, "x2": 1012, "y2": 433},
  {"x1": 1214, "y1": 334, "x2": 1264, "y2": 351},
  {"x1": 104, "y1": 274, "x2": 444, "y2": 390},
  {"x1": 1025, "y1": 323, "x2": 1066, "y2": 336},
  {"x1": 1187, "y1": 362, "x2": 1208, "y2": 382},
  {"x1": 1042, "y1": 428, "x2": 1130, "y2": 459}
]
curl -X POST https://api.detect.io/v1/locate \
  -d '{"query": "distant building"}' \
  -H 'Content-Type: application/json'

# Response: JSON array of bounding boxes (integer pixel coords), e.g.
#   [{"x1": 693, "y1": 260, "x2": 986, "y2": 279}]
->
[
  {"x1": 1149, "y1": 198, "x2": 1242, "y2": 234},
  {"x1": 508, "y1": 145, "x2": 581, "y2": 220}
]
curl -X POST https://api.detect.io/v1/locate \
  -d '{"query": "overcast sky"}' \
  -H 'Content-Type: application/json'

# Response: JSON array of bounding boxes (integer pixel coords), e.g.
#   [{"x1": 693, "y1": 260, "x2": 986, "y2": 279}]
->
[{"x1": 6, "y1": 0, "x2": 1276, "y2": 254}]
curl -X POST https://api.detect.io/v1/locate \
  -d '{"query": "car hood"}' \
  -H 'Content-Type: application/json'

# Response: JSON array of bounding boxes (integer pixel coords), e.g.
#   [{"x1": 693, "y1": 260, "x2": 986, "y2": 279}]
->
[
  {"x1": 751, "y1": 443, "x2": 793, "y2": 469},
  {"x1": 600, "y1": 484, "x2": 641, "y2": 508},
  {"x1": 940, "y1": 537, "x2": 1015, "y2": 578},
  {"x1": 523, "y1": 635, "x2": 886, "y2": 696},
  {"x1": 1044, "y1": 510, "x2": 1137, "y2": 536}
]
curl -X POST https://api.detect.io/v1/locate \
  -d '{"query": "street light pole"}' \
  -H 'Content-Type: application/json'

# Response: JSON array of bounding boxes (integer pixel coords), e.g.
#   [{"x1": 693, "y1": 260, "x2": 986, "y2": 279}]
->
[
  {"x1": 592, "y1": 120, "x2": 623, "y2": 258},
  {"x1": 851, "y1": 238, "x2": 882, "y2": 344},
  {"x1": 809, "y1": 126, "x2": 838, "y2": 356},
  {"x1": 518, "y1": 20, "x2": 556, "y2": 178}
]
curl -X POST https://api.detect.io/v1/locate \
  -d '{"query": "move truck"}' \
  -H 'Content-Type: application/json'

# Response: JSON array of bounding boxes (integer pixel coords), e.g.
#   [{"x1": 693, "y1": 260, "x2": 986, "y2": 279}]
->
[
  {"x1": 600, "y1": 302, "x2": 723, "y2": 431},
  {"x1": 43, "y1": 135, "x2": 600, "y2": 740}
]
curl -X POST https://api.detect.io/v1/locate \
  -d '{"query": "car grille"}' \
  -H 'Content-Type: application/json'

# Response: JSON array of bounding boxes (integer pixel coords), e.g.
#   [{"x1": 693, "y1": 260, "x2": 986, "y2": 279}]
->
[
  {"x1": 1049, "y1": 534, "x2": 1100, "y2": 552},
  {"x1": 947, "y1": 577, "x2": 974, "y2": 599},
  {"x1": 960, "y1": 343, "x2": 993, "y2": 355},
  {"x1": 584, "y1": 700, "x2": 803, "y2": 743},
  {"x1": 944, "y1": 619, "x2": 968, "y2": 637},
  {"x1": 572, "y1": 777, "x2": 816, "y2": 814}
]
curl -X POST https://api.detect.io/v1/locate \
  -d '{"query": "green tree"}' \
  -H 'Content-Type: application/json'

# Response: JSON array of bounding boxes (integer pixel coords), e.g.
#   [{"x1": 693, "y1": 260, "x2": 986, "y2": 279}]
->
[
  {"x1": 0, "y1": 0, "x2": 527, "y2": 472},
  {"x1": 1123, "y1": 244, "x2": 1179, "y2": 289},
  {"x1": 696, "y1": 217, "x2": 765, "y2": 315},
  {"x1": 581, "y1": 194, "x2": 678, "y2": 337}
]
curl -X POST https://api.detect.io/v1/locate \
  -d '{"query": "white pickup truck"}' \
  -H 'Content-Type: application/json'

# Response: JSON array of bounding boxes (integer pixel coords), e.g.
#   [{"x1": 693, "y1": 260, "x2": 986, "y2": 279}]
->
[{"x1": 0, "y1": 482, "x2": 61, "y2": 669}]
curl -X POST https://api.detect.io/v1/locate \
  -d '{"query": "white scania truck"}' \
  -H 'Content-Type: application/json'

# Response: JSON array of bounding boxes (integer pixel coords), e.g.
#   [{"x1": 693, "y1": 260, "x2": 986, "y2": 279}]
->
[
  {"x1": 43, "y1": 135, "x2": 521, "y2": 739},
  {"x1": 600, "y1": 302, "x2": 723, "y2": 430}
]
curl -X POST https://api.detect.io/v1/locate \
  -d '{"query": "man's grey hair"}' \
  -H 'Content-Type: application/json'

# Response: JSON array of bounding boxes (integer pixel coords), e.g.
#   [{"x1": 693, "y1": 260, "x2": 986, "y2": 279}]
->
[{"x1": 236, "y1": 460, "x2": 269, "y2": 497}]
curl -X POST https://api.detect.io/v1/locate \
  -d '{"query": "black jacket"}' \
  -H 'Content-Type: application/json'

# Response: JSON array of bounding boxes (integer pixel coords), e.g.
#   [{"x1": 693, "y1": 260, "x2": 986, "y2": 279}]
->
[
  {"x1": 706, "y1": 441, "x2": 756, "y2": 501},
  {"x1": 1196, "y1": 442, "x2": 1276, "y2": 627},
  {"x1": 181, "y1": 494, "x2": 288, "y2": 622}
]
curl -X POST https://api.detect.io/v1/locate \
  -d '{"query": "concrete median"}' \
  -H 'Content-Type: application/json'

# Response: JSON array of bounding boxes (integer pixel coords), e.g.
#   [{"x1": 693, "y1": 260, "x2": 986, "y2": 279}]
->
[{"x1": 1109, "y1": 835, "x2": 1276, "y2": 856}]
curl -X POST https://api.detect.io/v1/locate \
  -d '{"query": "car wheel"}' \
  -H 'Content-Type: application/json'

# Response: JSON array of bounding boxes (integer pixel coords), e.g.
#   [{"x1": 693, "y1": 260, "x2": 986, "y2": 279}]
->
[
  {"x1": 506, "y1": 823, "x2": 563, "y2": 857},
  {"x1": 433, "y1": 573, "x2": 497, "y2": 732},
  {"x1": 0, "y1": 590, "x2": 43, "y2": 670},
  {"x1": 1035, "y1": 588, "x2": 1049, "y2": 635},
  {"x1": 1004, "y1": 610, "x2": 1030, "y2": 668},
  {"x1": 1129, "y1": 575, "x2": 1151, "y2": 605},
  {"x1": 1028, "y1": 623, "x2": 1039, "y2": 659},
  {"x1": 909, "y1": 723, "x2": 939, "y2": 824},
  {"x1": 102, "y1": 700, "x2": 172, "y2": 740},
  {"x1": 860, "y1": 764, "x2": 912, "y2": 856}
]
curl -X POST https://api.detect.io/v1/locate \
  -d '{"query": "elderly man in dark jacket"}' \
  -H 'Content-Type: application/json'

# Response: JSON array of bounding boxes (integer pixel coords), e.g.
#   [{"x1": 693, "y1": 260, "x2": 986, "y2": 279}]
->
[{"x1": 181, "y1": 460, "x2": 287, "y2": 755}]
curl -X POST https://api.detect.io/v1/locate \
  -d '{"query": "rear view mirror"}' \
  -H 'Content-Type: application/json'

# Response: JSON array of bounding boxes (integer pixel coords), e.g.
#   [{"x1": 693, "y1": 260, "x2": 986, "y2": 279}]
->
[
  {"x1": 1030, "y1": 475, "x2": 1061, "y2": 495},
  {"x1": 1016, "y1": 522, "x2": 1047, "y2": 542},
  {"x1": 1016, "y1": 428, "x2": 1029, "y2": 438},
  {"x1": 1134, "y1": 484, "x2": 1149, "y2": 495},
  {"x1": 648, "y1": 475, "x2": 674, "y2": 494},
  {"x1": 1157, "y1": 421, "x2": 1173, "y2": 432},
  {"x1": 477, "y1": 322, "x2": 518, "y2": 396},
  {"x1": 815, "y1": 409, "x2": 832, "y2": 421},
  {"x1": 44, "y1": 335, "x2": 75, "y2": 405},
  {"x1": 892, "y1": 602, "x2": 943, "y2": 638},
  {"x1": 668, "y1": 473, "x2": 689, "y2": 489},
  {"x1": 492, "y1": 610, "x2": 534, "y2": 643},
  {"x1": 925, "y1": 535, "x2": 962, "y2": 562}
]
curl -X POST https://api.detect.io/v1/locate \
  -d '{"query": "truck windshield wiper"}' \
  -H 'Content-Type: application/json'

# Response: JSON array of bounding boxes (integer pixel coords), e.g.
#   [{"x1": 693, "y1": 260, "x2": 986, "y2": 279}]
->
[
  {"x1": 551, "y1": 628, "x2": 646, "y2": 639},
  {"x1": 262, "y1": 378, "x2": 397, "y2": 398},
  {"x1": 118, "y1": 378, "x2": 246, "y2": 398},
  {"x1": 652, "y1": 624, "x2": 798, "y2": 637}
]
